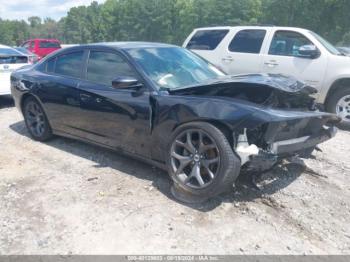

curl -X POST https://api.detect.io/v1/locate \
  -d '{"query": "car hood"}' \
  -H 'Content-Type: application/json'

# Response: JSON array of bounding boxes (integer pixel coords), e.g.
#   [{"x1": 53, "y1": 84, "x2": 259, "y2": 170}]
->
[
  {"x1": 168, "y1": 73, "x2": 317, "y2": 95},
  {"x1": 167, "y1": 73, "x2": 317, "y2": 110}
]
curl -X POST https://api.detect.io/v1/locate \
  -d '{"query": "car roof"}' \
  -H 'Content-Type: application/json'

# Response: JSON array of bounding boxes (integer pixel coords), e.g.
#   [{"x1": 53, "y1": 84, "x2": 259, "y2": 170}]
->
[
  {"x1": 26, "y1": 38, "x2": 60, "y2": 42},
  {"x1": 0, "y1": 44, "x2": 12, "y2": 49},
  {"x1": 40, "y1": 41, "x2": 180, "y2": 61},
  {"x1": 0, "y1": 44, "x2": 26, "y2": 56},
  {"x1": 83, "y1": 41, "x2": 177, "y2": 49},
  {"x1": 192, "y1": 25, "x2": 310, "y2": 32}
]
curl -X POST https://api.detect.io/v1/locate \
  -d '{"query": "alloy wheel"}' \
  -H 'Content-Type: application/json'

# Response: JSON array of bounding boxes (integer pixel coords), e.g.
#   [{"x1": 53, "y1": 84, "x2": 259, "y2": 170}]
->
[
  {"x1": 25, "y1": 101, "x2": 46, "y2": 137},
  {"x1": 170, "y1": 129, "x2": 220, "y2": 189},
  {"x1": 336, "y1": 95, "x2": 350, "y2": 122}
]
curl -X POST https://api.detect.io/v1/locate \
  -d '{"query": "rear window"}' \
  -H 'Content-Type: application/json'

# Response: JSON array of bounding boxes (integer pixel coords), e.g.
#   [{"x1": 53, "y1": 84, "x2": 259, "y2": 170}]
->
[
  {"x1": 0, "y1": 48, "x2": 22, "y2": 56},
  {"x1": 186, "y1": 29, "x2": 229, "y2": 50},
  {"x1": 0, "y1": 48, "x2": 28, "y2": 64},
  {"x1": 46, "y1": 58, "x2": 56, "y2": 73},
  {"x1": 228, "y1": 29, "x2": 266, "y2": 54},
  {"x1": 39, "y1": 41, "x2": 61, "y2": 48}
]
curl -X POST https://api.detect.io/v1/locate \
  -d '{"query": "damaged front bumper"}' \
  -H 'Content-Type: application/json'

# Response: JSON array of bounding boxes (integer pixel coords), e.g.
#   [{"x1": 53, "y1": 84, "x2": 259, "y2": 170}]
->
[
  {"x1": 269, "y1": 125, "x2": 337, "y2": 155},
  {"x1": 236, "y1": 110, "x2": 340, "y2": 172}
]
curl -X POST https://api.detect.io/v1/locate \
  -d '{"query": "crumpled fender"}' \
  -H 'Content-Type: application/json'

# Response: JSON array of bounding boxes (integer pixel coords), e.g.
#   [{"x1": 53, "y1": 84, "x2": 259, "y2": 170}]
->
[{"x1": 149, "y1": 93, "x2": 339, "y2": 162}]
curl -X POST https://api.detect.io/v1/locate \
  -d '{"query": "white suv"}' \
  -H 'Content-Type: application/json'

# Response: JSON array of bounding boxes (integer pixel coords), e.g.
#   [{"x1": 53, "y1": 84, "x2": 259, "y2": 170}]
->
[{"x1": 183, "y1": 26, "x2": 350, "y2": 126}]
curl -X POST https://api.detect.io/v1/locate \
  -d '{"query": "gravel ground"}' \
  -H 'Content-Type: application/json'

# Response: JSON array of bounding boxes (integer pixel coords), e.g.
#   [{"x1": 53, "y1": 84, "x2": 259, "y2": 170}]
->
[{"x1": 1, "y1": 97, "x2": 350, "y2": 255}]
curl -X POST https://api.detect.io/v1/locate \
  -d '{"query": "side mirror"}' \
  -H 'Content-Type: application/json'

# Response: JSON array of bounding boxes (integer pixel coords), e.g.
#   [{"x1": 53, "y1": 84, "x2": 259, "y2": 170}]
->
[
  {"x1": 298, "y1": 45, "x2": 320, "y2": 59},
  {"x1": 112, "y1": 76, "x2": 142, "y2": 89}
]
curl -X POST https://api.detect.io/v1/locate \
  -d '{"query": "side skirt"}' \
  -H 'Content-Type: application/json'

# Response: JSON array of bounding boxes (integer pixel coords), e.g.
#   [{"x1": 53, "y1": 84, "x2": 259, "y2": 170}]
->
[{"x1": 53, "y1": 129, "x2": 168, "y2": 171}]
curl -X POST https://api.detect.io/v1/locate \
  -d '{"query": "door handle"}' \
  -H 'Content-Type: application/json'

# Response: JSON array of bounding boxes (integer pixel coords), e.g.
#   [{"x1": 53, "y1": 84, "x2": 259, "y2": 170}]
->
[
  {"x1": 80, "y1": 93, "x2": 91, "y2": 102},
  {"x1": 264, "y1": 61, "x2": 279, "y2": 67},
  {"x1": 222, "y1": 56, "x2": 234, "y2": 62}
]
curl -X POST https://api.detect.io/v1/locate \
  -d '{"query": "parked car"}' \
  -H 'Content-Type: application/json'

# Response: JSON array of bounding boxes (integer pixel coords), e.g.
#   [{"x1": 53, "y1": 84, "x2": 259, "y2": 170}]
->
[
  {"x1": 10, "y1": 43, "x2": 339, "y2": 201},
  {"x1": 21, "y1": 39, "x2": 61, "y2": 60},
  {"x1": 14, "y1": 47, "x2": 40, "y2": 64},
  {"x1": 183, "y1": 26, "x2": 350, "y2": 126},
  {"x1": 337, "y1": 46, "x2": 350, "y2": 56},
  {"x1": 0, "y1": 44, "x2": 32, "y2": 96}
]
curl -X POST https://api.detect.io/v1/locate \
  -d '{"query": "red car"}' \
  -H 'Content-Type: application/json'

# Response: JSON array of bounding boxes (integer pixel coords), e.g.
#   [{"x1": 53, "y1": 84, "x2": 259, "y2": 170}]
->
[{"x1": 21, "y1": 39, "x2": 61, "y2": 60}]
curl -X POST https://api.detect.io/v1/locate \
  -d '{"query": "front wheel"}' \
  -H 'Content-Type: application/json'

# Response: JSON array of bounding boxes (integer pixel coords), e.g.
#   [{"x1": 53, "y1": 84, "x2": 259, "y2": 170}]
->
[
  {"x1": 167, "y1": 122, "x2": 241, "y2": 202},
  {"x1": 326, "y1": 87, "x2": 350, "y2": 128}
]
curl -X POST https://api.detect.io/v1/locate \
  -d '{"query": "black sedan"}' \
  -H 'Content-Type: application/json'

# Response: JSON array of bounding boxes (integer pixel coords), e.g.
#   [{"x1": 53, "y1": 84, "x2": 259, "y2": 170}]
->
[{"x1": 10, "y1": 42, "x2": 339, "y2": 202}]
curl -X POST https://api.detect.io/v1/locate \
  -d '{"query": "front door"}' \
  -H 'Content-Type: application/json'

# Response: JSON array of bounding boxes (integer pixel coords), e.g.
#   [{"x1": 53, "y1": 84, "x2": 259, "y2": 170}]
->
[
  {"x1": 261, "y1": 30, "x2": 328, "y2": 92},
  {"x1": 77, "y1": 50, "x2": 152, "y2": 156}
]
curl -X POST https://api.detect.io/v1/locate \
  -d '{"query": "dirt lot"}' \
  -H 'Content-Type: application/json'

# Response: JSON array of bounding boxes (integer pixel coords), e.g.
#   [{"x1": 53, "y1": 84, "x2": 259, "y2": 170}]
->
[{"x1": 0, "y1": 97, "x2": 350, "y2": 255}]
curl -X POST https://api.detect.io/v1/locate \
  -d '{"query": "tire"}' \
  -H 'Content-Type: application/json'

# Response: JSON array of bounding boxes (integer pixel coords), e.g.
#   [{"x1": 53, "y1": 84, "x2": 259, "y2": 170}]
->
[
  {"x1": 326, "y1": 87, "x2": 350, "y2": 129},
  {"x1": 167, "y1": 122, "x2": 241, "y2": 201},
  {"x1": 23, "y1": 96, "x2": 53, "y2": 141}
]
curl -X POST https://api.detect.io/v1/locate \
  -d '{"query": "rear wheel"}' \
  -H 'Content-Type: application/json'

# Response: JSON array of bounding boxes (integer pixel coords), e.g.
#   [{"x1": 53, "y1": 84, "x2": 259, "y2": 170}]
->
[
  {"x1": 23, "y1": 97, "x2": 53, "y2": 141},
  {"x1": 167, "y1": 122, "x2": 241, "y2": 202},
  {"x1": 326, "y1": 87, "x2": 350, "y2": 128}
]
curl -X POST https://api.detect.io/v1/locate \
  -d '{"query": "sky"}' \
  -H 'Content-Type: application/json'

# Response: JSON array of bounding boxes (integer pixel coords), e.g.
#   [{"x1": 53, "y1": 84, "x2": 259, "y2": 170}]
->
[{"x1": 0, "y1": 0, "x2": 106, "y2": 21}]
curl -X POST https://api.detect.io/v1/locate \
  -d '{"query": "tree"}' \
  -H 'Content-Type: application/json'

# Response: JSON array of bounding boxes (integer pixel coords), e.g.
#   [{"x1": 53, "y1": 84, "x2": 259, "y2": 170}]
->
[
  {"x1": 28, "y1": 16, "x2": 41, "y2": 28},
  {"x1": 1, "y1": 0, "x2": 350, "y2": 46}
]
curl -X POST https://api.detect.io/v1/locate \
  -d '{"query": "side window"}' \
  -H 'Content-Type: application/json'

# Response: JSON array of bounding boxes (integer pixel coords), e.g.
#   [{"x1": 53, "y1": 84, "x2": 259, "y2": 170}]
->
[
  {"x1": 186, "y1": 30, "x2": 229, "y2": 50},
  {"x1": 39, "y1": 41, "x2": 60, "y2": 48},
  {"x1": 228, "y1": 29, "x2": 266, "y2": 54},
  {"x1": 87, "y1": 51, "x2": 136, "y2": 86},
  {"x1": 55, "y1": 51, "x2": 84, "y2": 78},
  {"x1": 269, "y1": 31, "x2": 313, "y2": 57},
  {"x1": 46, "y1": 58, "x2": 56, "y2": 73},
  {"x1": 30, "y1": 41, "x2": 35, "y2": 49},
  {"x1": 36, "y1": 58, "x2": 56, "y2": 73}
]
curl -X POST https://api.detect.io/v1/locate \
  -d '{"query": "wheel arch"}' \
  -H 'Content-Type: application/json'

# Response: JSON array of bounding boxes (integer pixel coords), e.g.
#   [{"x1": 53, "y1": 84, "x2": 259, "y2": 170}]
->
[
  {"x1": 20, "y1": 93, "x2": 35, "y2": 114},
  {"x1": 20, "y1": 93, "x2": 45, "y2": 115},
  {"x1": 325, "y1": 78, "x2": 350, "y2": 107},
  {"x1": 172, "y1": 119, "x2": 235, "y2": 149}
]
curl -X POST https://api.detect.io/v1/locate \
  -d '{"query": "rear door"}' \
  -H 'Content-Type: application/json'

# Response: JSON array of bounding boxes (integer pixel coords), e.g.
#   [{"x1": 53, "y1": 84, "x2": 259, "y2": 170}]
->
[
  {"x1": 77, "y1": 49, "x2": 152, "y2": 156},
  {"x1": 36, "y1": 50, "x2": 84, "y2": 133},
  {"x1": 218, "y1": 29, "x2": 268, "y2": 75},
  {"x1": 261, "y1": 30, "x2": 328, "y2": 91},
  {"x1": 0, "y1": 48, "x2": 29, "y2": 95}
]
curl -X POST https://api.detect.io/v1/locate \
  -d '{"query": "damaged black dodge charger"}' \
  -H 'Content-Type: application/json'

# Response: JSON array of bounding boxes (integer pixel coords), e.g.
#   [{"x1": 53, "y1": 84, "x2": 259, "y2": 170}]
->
[{"x1": 10, "y1": 42, "x2": 340, "y2": 201}]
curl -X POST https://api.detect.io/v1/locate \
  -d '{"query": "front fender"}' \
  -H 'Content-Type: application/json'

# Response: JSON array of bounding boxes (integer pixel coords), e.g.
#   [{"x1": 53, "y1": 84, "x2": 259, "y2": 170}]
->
[{"x1": 150, "y1": 94, "x2": 339, "y2": 162}]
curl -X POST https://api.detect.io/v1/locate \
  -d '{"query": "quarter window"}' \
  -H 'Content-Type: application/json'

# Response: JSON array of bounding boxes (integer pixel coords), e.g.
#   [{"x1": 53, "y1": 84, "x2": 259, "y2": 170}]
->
[
  {"x1": 269, "y1": 31, "x2": 313, "y2": 57},
  {"x1": 228, "y1": 29, "x2": 266, "y2": 54},
  {"x1": 55, "y1": 51, "x2": 84, "y2": 78},
  {"x1": 87, "y1": 51, "x2": 136, "y2": 86},
  {"x1": 186, "y1": 30, "x2": 229, "y2": 50},
  {"x1": 46, "y1": 58, "x2": 56, "y2": 73}
]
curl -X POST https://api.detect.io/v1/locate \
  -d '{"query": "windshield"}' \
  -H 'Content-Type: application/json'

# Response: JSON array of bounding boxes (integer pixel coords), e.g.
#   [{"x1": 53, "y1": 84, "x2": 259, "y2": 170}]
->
[
  {"x1": 309, "y1": 31, "x2": 342, "y2": 55},
  {"x1": 127, "y1": 47, "x2": 225, "y2": 90}
]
